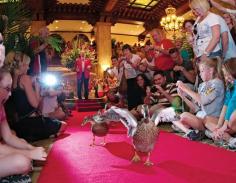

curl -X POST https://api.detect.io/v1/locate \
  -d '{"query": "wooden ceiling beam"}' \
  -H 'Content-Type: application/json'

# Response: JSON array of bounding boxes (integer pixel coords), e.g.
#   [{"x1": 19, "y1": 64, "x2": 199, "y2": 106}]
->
[
  {"x1": 176, "y1": 2, "x2": 190, "y2": 16},
  {"x1": 104, "y1": 0, "x2": 119, "y2": 12}
]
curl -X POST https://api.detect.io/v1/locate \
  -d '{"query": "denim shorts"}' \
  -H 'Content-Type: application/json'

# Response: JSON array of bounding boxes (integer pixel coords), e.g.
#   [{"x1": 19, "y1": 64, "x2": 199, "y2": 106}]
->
[
  {"x1": 196, "y1": 50, "x2": 222, "y2": 63},
  {"x1": 208, "y1": 50, "x2": 222, "y2": 58}
]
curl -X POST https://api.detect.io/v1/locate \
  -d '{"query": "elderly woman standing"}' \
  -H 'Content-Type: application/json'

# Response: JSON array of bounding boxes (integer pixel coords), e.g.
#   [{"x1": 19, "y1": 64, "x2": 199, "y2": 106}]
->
[{"x1": 190, "y1": 0, "x2": 222, "y2": 59}]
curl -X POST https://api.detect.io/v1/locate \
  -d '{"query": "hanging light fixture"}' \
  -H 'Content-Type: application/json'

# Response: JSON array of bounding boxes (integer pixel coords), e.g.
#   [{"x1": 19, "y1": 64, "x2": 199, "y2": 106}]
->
[{"x1": 160, "y1": 5, "x2": 184, "y2": 33}]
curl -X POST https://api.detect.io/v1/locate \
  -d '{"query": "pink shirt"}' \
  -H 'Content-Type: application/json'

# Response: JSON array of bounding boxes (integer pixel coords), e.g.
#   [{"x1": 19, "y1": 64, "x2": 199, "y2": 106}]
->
[{"x1": 0, "y1": 106, "x2": 6, "y2": 123}]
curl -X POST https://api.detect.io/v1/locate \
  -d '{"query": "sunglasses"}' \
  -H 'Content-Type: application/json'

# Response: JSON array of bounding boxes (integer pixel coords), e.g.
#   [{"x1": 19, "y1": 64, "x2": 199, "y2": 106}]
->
[{"x1": 193, "y1": 24, "x2": 198, "y2": 35}]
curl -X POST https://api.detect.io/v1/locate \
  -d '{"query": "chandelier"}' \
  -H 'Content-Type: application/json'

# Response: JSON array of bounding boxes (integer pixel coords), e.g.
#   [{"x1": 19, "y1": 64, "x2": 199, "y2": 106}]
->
[{"x1": 160, "y1": 5, "x2": 184, "y2": 32}]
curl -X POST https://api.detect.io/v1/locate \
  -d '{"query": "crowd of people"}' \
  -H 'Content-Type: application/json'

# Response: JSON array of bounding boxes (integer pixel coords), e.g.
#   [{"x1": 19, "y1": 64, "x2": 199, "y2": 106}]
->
[
  {"x1": 0, "y1": 0, "x2": 236, "y2": 181},
  {"x1": 103, "y1": 0, "x2": 236, "y2": 149}
]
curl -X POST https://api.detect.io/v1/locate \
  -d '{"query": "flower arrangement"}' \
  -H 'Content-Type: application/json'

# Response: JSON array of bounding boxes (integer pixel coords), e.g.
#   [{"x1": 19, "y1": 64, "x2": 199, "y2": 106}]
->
[{"x1": 61, "y1": 40, "x2": 96, "y2": 70}]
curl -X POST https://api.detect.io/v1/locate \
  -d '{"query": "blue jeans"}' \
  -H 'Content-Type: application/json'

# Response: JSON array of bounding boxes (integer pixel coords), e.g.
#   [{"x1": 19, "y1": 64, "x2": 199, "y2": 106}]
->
[{"x1": 77, "y1": 72, "x2": 89, "y2": 99}]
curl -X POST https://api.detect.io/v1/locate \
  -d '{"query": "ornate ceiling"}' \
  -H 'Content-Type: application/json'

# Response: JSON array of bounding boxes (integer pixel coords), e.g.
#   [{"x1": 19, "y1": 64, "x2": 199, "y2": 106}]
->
[{"x1": 25, "y1": 0, "x2": 190, "y2": 35}]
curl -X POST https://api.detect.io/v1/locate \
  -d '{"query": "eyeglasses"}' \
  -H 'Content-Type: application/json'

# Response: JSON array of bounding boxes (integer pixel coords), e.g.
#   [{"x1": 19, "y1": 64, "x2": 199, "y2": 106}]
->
[{"x1": 0, "y1": 86, "x2": 11, "y2": 92}]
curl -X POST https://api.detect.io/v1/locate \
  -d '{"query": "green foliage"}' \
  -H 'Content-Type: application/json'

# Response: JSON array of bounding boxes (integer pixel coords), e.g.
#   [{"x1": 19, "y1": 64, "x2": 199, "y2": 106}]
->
[
  {"x1": 47, "y1": 36, "x2": 63, "y2": 53},
  {"x1": 0, "y1": 0, "x2": 32, "y2": 54},
  {"x1": 61, "y1": 39, "x2": 96, "y2": 70}
]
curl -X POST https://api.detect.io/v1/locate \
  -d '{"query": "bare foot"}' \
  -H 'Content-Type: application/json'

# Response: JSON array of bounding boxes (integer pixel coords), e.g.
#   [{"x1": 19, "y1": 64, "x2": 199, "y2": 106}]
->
[
  {"x1": 57, "y1": 121, "x2": 67, "y2": 136},
  {"x1": 29, "y1": 147, "x2": 47, "y2": 161}
]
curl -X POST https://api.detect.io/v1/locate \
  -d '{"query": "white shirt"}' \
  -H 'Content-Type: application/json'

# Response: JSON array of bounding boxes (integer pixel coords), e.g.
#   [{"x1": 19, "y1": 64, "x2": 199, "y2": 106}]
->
[
  {"x1": 124, "y1": 54, "x2": 141, "y2": 79},
  {"x1": 193, "y1": 12, "x2": 221, "y2": 57}
]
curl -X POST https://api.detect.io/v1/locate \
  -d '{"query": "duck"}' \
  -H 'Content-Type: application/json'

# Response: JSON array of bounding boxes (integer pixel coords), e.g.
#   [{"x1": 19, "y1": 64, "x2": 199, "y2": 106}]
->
[
  {"x1": 106, "y1": 104, "x2": 159, "y2": 166},
  {"x1": 81, "y1": 109, "x2": 121, "y2": 146},
  {"x1": 82, "y1": 105, "x2": 178, "y2": 165}
]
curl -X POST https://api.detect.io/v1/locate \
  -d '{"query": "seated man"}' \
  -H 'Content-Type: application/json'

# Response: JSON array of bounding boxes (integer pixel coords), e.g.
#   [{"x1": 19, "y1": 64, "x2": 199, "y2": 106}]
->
[
  {"x1": 169, "y1": 47, "x2": 196, "y2": 84},
  {"x1": 131, "y1": 71, "x2": 180, "y2": 120},
  {"x1": 145, "y1": 71, "x2": 181, "y2": 116}
]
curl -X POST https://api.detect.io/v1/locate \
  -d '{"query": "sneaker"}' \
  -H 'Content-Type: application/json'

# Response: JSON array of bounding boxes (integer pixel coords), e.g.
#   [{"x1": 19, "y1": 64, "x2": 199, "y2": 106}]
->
[
  {"x1": 0, "y1": 174, "x2": 32, "y2": 183},
  {"x1": 228, "y1": 138, "x2": 236, "y2": 149},
  {"x1": 187, "y1": 130, "x2": 205, "y2": 141},
  {"x1": 205, "y1": 130, "x2": 213, "y2": 139},
  {"x1": 171, "y1": 124, "x2": 183, "y2": 133}
]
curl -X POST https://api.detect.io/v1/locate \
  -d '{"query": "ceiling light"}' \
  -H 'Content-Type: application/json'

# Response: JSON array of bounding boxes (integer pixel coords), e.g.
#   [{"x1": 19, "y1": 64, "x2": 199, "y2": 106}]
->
[
  {"x1": 129, "y1": 0, "x2": 159, "y2": 9},
  {"x1": 160, "y1": 5, "x2": 184, "y2": 38}
]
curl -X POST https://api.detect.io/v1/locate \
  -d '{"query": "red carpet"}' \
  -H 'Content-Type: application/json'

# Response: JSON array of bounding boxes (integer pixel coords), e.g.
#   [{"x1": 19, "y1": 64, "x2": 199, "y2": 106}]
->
[{"x1": 38, "y1": 111, "x2": 236, "y2": 183}]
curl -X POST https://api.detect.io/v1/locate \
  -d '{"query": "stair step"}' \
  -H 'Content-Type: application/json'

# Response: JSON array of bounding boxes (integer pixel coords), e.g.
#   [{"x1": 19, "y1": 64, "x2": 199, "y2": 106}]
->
[
  {"x1": 78, "y1": 106, "x2": 103, "y2": 112},
  {"x1": 78, "y1": 103, "x2": 105, "y2": 107},
  {"x1": 78, "y1": 102, "x2": 102, "y2": 106},
  {"x1": 78, "y1": 99, "x2": 104, "y2": 103},
  {"x1": 76, "y1": 98, "x2": 106, "y2": 112}
]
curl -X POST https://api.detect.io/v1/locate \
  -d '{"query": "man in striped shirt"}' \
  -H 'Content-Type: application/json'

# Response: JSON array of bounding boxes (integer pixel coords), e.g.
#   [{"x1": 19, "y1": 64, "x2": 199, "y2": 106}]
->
[{"x1": 144, "y1": 71, "x2": 180, "y2": 115}]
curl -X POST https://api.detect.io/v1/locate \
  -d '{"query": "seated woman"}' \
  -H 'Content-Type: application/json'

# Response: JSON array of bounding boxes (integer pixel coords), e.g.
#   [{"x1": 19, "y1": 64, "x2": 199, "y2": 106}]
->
[
  {"x1": 173, "y1": 57, "x2": 225, "y2": 140},
  {"x1": 130, "y1": 74, "x2": 151, "y2": 119},
  {"x1": 105, "y1": 89, "x2": 126, "y2": 109},
  {"x1": 6, "y1": 51, "x2": 66, "y2": 142},
  {"x1": 41, "y1": 86, "x2": 66, "y2": 120},
  {"x1": 0, "y1": 69, "x2": 47, "y2": 179},
  {"x1": 204, "y1": 58, "x2": 236, "y2": 148}
]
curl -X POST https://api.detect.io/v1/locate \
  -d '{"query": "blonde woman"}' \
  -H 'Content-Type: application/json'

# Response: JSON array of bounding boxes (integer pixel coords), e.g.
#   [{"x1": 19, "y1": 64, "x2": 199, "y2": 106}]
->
[
  {"x1": 190, "y1": 0, "x2": 222, "y2": 58},
  {"x1": 172, "y1": 57, "x2": 224, "y2": 140},
  {"x1": 6, "y1": 52, "x2": 66, "y2": 142}
]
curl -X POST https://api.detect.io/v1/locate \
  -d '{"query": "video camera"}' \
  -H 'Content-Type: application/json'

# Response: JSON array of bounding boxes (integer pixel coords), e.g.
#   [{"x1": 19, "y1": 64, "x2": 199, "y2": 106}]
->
[
  {"x1": 150, "y1": 86, "x2": 158, "y2": 93},
  {"x1": 38, "y1": 72, "x2": 62, "y2": 89}
]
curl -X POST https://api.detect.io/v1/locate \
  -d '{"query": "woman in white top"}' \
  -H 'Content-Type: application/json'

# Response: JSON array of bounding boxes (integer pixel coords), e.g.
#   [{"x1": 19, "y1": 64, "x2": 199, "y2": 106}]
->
[{"x1": 190, "y1": 0, "x2": 222, "y2": 58}]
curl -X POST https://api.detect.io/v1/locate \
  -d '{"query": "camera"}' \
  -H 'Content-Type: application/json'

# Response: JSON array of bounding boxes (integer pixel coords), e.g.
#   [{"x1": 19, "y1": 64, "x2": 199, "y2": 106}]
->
[
  {"x1": 150, "y1": 86, "x2": 158, "y2": 93},
  {"x1": 38, "y1": 72, "x2": 61, "y2": 88}
]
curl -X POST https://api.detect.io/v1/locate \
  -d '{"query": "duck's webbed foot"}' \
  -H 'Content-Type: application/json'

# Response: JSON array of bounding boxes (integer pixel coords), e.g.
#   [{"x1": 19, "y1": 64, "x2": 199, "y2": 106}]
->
[
  {"x1": 131, "y1": 151, "x2": 141, "y2": 163},
  {"x1": 144, "y1": 152, "x2": 154, "y2": 166},
  {"x1": 90, "y1": 135, "x2": 96, "y2": 147},
  {"x1": 100, "y1": 137, "x2": 106, "y2": 146}
]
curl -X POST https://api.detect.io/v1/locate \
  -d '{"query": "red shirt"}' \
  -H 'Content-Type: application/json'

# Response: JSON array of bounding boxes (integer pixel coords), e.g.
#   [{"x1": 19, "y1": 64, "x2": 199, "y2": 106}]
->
[{"x1": 154, "y1": 39, "x2": 174, "y2": 71}]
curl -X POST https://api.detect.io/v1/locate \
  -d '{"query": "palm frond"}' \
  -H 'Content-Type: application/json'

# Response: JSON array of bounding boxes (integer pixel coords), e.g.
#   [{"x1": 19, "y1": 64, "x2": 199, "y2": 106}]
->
[{"x1": 0, "y1": 0, "x2": 32, "y2": 54}]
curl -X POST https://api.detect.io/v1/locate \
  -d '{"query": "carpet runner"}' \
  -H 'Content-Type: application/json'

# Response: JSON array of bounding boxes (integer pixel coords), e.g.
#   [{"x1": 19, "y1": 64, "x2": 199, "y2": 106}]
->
[
  {"x1": 77, "y1": 98, "x2": 105, "y2": 112},
  {"x1": 38, "y1": 111, "x2": 236, "y2": 183}
]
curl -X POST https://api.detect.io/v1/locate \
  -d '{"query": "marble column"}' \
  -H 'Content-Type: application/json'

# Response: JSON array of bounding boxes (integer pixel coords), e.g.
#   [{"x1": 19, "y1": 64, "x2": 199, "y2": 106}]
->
[{"x1": 95, "y1": 22, "x2": 112, "y2": 77}]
